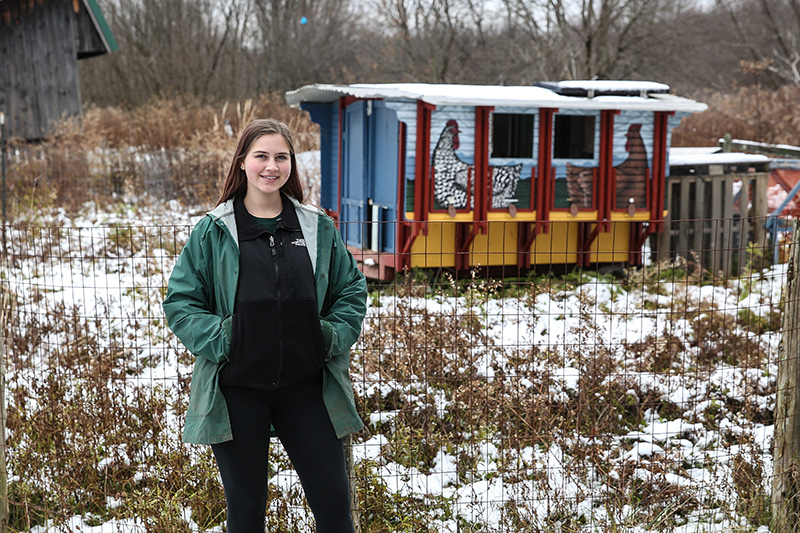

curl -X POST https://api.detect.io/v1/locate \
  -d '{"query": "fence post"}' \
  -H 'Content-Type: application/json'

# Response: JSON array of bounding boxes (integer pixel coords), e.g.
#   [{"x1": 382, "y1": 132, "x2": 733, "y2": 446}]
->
[
  {"x1": 773, "y1": 219, "x2": 800, "y2": 531},
  {"x1": 0, "y1": 285, "x2": 8, "y2": 533},
  {"x1": 1, "y1": 111, "x2": 6, "y2": 256},
  {"x1": 0, "y1": 111, "x2": 7, "y2": 533},
  {"x1": 345, "y1": 435, "x2": 362, "y2": 533}
]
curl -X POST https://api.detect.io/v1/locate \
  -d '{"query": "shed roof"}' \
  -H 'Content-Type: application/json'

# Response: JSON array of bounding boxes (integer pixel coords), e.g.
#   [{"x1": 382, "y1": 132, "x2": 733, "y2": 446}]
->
[
  {"x1": 82, "y1": 0, "x2": 119, "y2": 55},
  {"x1": 285, "y1": 82, "x2": 707, "y2": 113},
  {"x1": 669, "y1": 148, "x2": 771, "y2": 167}
]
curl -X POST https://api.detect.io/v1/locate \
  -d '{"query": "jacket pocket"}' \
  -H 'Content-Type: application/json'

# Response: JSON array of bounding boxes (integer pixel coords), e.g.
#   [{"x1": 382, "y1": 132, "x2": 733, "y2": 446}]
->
[
  {"x1": 320, "y1": 319, "x2": 334, "y2": 361},
  {"x1": 221, "y1": 299, "x2": 282, "y2": 388},
  {"x1": 187, "y1": 356, "x2": 223, "y2": 417}
]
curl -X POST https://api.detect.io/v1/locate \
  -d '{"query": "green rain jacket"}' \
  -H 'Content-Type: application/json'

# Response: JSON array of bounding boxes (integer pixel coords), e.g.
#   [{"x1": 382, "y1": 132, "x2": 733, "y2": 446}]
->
[{"x1": 163, "y1": 196, "x2": 367, "y2": 444}]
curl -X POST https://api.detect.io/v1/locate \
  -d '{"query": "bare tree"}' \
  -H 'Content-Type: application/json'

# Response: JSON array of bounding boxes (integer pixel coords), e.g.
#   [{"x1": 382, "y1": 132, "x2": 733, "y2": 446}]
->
[
  {"x1": 250, "y1": 0, "x2": 365, "y2": 94},
  {"x1": 370, "y1": 0, "x2": 501, "y2": 83},
  {"x1": 499, "y1": 0, "x2": 571, "y2": 81},
  {"x1": 716, "y1": 0, "x2": 800, "y2": 87},
  {"x1": 504, "y1": 0, "x2": 700, "y2": 81},
  {"x1": 78, "y1": 0, "x2": 790, "y2": 109},
  {"x1": 80, "y1": 0, "x2": 253, "y2": 106}
]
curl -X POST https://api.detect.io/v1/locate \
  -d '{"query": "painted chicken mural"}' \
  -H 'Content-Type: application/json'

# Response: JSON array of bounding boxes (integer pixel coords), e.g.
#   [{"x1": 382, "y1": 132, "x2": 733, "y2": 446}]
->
[
  {"x1": 565, "y1": 123, "x2": 648, "y2": 210},
  {"x1": 614, "y1": 123, "x2": 648, "y2": 209},
  {"x1": 565, "y1": 163, "x2": 594, "y2": 209},
  {"x1": 433, "y1": 120, "x2": 522, "y2": 210}
]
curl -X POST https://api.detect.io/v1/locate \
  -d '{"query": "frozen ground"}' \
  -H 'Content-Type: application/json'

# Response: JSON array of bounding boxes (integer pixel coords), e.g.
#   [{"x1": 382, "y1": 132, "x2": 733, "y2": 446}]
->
[{"x1": 3, "y1": 151, "x2": 783, "y2": 532}]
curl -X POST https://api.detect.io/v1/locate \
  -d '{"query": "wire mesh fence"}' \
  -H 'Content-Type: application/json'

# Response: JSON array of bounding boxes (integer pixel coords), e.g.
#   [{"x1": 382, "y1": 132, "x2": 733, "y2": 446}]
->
[
  {"x1": 0, "y1": 205, "x2": 790, "y2": 532},
  {"x1": 0, "y1": 142, "x2": 793, "y2": 532},
  {"x1": 0, "y1": 145, "x2": 320, "y2": 219}
]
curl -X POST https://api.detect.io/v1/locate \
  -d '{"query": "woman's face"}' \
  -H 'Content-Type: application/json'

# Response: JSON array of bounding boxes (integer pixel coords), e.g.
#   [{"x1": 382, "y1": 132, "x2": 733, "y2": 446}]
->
[{"x1": 241, "y1": 133, "x2": 292, "y2": 200}]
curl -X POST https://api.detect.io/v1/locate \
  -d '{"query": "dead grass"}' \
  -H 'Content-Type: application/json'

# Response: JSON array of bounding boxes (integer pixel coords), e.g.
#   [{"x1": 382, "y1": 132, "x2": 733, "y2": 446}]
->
[
  {"x1": 349, "y1": 265, "x2": 779, "y2": 531},
  {"x1": 3, "y1": 86, "x2": 798, "y2": 217},
  {"x1": 49, "y1": 92, "x2": 318, "y2": 152},
  {"x1": 0, "y1": 83, "x2": 785, "y2": 528},
  {"x1": 4, "y1": 93, "x2": 319, "y2": 215},
  {"x1": 2, "y1": 259, "x2": 778, "y2": 531}
]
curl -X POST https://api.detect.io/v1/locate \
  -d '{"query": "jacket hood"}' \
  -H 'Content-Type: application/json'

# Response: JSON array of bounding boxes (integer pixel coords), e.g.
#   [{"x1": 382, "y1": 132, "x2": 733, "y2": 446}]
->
[
  {"x1": 208, "y1": 194, "x2": 326, "y2": 273},
  {"x1": 207, "y1": 200, "x2": 237, "y2": 248}
]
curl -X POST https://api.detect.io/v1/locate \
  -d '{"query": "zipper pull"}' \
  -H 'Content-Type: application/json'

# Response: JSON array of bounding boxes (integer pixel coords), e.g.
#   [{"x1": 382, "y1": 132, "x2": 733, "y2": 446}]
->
[{"x1": 269, "y1": 235, "x2": 276, "y2": 256}]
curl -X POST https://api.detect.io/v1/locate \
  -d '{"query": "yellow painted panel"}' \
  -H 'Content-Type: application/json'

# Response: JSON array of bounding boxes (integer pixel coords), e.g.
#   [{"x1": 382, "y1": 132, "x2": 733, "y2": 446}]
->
[
  {"x1": 406, "y1": 220, "x2": 642, "y2": 270},
  {"x1": 590, "y1": 223, "x2": 634, "y2": 263},
  {"x1": 609, "y1": 212, "x2": 652, "y2": 222},
  {"x1": 549, "y1": 211, "x2": 599, "y2": 222},
  {"x1": 487, "y1": 211, "x2": 539, "y2": 222},
  {"x1": 530, "y1": 222, "x2": 580, "y2": 265},
  {"x1": 428, "y1": 213, "x2": 474, "y2": 222},
  {"x1": 409, "y1": 222, "x2": 457, "y2": 268},
  {"x1": 469, "y1": 222, "x2": 519, "y2": 266},
  {"x1": 521, "y1": 221, "x2": 637, "y2": 266}
]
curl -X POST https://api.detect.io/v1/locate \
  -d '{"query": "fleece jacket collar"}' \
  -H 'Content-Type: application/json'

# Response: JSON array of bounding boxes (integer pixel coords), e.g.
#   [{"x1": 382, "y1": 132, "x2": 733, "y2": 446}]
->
[
  {"x1": 207, "y1": 193, "x2": 321, "y2": 274},
  {"x1": 234, "y1": 193, "x2": 301, "y2": 241}
]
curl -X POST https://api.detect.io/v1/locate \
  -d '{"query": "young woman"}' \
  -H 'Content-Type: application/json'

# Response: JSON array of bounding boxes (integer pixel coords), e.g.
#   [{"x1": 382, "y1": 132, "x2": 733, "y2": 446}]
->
[{"x1": 163, "y1": 118, "x2": 367, "y2": 532}]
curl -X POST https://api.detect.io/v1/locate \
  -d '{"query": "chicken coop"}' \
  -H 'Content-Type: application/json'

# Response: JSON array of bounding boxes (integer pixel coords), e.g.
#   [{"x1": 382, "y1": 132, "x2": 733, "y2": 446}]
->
[{"x1": 285, "y1": 81, "x2": 707, "y2": 280}]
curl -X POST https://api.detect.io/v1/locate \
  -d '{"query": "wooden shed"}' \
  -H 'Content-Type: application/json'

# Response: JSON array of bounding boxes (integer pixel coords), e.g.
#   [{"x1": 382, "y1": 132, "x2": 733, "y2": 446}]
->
[
  {"x1": 286, "y1": 81, "x2": 707, "y2": 280},
  {"x1": 0, "y1": 0, "x2": 118, "y2": 140}
]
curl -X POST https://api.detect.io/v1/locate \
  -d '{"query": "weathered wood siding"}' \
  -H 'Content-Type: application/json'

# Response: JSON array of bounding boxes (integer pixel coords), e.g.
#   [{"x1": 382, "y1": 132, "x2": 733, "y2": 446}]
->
[
  {"x1": 657, "y1": 171, "x2": 770, "y2": 275},
  {"x1": 0, "y1": 0, "x2": 82, "y2": 140},
  {"x1": 75, "y1": 2, "x2": 109, "y2": 58}
]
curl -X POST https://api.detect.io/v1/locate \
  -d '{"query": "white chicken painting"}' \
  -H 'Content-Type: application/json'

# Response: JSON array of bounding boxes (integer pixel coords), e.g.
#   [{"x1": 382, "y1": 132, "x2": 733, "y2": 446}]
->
[{"x1": 432, "y1": 119, "x2": 522, "y2": 211}]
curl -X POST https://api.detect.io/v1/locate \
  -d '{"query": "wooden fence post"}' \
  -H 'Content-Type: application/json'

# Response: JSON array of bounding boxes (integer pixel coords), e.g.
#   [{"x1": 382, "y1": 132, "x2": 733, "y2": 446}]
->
[
  {"x1": 345, "y1": 434, "x2": 362, "y2": 533},
  {"x1": 0, "y1": 284, "x2": 8, "y2": 533},
  {"x1": 0, "y1": 113, "x2": 7, "y2": 533},
  {"x1": 773, "y1": 219, "x2": 800, "y2": 531}
]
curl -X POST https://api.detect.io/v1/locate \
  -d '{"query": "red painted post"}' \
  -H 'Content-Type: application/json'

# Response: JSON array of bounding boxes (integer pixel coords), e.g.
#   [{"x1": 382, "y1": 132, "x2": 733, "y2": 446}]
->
[
  {"x1": 473, "y1": 106, "x2": 493, "y2": 232},
  {"x1": 414, "y1": 101, "x2": 435, "y2": 234},
  {"x1": 537, "y1": 108, "x2": 556, "y2": 233}
]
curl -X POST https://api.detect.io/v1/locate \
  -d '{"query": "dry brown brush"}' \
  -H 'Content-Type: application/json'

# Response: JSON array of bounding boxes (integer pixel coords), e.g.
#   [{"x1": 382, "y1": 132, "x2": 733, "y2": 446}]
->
[
  {"x1": 4, "y1": 94, "x2": 319, "y2": 217},
  {"x1": 673, "y1": 84, "x2": 800, "y2": 147}
]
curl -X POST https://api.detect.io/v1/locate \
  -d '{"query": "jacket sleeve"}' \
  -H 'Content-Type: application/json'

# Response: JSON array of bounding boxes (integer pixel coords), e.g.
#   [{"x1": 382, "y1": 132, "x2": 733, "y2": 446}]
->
[
  {"x1": 162, "y1": 219, "x2": 230, "y2": 364},
  {"x1": 320, "y1": 227, "x2": 367, "y2": 361}
]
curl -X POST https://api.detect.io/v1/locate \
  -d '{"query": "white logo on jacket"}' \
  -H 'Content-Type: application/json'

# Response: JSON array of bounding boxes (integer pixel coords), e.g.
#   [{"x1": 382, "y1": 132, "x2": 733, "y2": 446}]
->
[{"x1": 291, "y1": 238, "x2": 307, "y2": 247}]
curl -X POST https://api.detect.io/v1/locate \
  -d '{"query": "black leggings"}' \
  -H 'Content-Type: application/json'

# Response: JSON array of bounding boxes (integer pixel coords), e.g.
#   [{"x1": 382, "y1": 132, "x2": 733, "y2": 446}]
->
[{"x1": 211, "y1": 376, "x2": 354, "y2": 533}]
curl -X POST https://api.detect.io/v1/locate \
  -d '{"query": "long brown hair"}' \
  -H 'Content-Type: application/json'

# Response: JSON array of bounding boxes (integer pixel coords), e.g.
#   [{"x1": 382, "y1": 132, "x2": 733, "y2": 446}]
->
[{"x1": 216, "y1": 119, "x2": 305, "y2": 206}]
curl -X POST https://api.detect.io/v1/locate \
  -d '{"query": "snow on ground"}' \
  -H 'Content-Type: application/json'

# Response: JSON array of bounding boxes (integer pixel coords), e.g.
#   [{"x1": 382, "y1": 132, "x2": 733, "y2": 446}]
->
[{"x1": 3, "y1": 151, "x2": 785, "y2": 532}]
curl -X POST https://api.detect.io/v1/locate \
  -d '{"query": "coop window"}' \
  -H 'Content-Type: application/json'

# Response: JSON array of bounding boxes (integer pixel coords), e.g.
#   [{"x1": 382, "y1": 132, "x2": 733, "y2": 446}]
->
[
  {"x1": 491, "y1": 113, "x2": 534, "y2": 158},
  {"x1": 553, "y1": 115, "x2": 595, "y2": 159}
]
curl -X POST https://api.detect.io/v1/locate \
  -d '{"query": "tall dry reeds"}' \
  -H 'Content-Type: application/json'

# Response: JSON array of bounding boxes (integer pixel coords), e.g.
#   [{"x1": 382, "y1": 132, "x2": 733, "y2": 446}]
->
[
  {"x1": 48, "y1": 92, "x2": 318, "y2": 152},
  {"x1": 3, "y1": 93, "x2": 319, "y2": 215}
]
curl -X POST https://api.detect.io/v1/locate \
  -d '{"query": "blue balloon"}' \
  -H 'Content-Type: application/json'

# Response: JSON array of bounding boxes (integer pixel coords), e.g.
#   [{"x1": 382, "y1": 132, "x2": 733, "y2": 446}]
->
[{"x1": 300, "y1": 16, "x2": 308, "y2": 25}]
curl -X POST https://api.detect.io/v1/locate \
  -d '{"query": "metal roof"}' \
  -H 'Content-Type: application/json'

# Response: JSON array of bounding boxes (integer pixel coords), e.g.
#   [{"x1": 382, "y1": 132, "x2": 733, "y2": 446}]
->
[
  {"x1": 669, "y1": 148, "x2": 771, "y2": 167},
  {"x1": 83, "y1": 0, "x2": 119, "y2": 54},
  {"x1": 285, "y1": 82, "x2": 708, "y2": 113}
]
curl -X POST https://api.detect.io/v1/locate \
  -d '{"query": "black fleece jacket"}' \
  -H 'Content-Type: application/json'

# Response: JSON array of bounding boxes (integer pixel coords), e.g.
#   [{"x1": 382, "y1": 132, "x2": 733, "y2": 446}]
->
[{"x1": 219, "y1": 194, "x2": 325, "y2": 389}]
